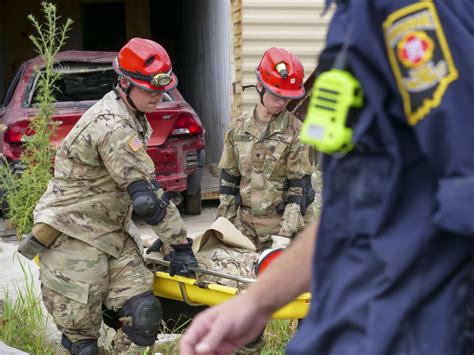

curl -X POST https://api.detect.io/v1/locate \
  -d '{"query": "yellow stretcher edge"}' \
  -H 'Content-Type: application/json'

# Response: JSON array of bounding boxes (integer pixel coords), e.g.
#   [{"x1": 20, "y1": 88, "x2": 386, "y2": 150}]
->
[{"x1": 152, "y1": 271, "x2": 311, "y2": 320}]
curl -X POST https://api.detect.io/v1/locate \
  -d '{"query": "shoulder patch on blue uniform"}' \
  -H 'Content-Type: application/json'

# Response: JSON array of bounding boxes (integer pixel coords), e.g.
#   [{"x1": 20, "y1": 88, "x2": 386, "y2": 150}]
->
[{"x1": 383, "y1": 2, "x2": 458, "y2": 125}]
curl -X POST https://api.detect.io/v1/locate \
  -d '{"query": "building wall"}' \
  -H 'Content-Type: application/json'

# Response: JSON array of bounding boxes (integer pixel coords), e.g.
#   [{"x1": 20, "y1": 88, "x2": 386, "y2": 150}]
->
[
  {"x1": 179, "y1": 0, "x2": 232, "y2": 164},
  {"x1": 230, "y1": 0, "x2": 243, "y2": 119},
  {"x1": 240, "y1": 0, "x2": 332, "y2": 115}
]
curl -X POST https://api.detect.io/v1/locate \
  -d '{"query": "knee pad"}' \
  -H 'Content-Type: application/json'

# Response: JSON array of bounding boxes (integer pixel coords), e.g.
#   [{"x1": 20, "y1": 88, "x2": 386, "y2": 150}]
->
[
  {"x1": 61, "y1": 335, "x2": 98, "y2": 355},
  {"x1": 118, "y1": 291, "x2": 162, "y2": 346},
  {"x1": 127, "y1": 180, "x2": 168, "y2": 224}
]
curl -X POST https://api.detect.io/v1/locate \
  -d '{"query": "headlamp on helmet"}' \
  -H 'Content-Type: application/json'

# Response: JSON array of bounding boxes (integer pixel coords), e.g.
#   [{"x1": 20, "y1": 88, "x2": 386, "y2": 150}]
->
[
  {"x1": 275, "y1": 62, "x2": 289, "y2": 79},
  {"x1": 151, "y1": 72, "x2": 172, "y2": 87}
]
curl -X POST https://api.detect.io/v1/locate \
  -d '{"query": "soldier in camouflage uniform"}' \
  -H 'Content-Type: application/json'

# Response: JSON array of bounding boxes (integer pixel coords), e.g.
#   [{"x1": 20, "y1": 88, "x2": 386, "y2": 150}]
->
[
  {"x1": 31, "y1": 38, "x2": 198, "y2": 354},
  {"x1": 195, "y1": 245, "x2": 258, "y2": 288},
  {"x1": 218, "y1": 48, "x2": 315, "y2": 253}
]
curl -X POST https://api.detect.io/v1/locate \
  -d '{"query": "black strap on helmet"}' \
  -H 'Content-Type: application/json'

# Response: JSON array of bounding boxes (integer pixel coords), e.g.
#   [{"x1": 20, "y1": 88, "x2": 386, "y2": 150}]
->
[
  {"x1": 256, "y1": 86, "x2": 266, "y2": 105},
  {"x1": 113, "y1": 77, "x2": 139, "y2": 111},
  {"x1": 124, "y1": 82, "x2": 138, "y2": 110},
  {"x1": 117, "y1": 63, "x2": 172, "y2": 87},
  {"x1": 242, "y1": 84, "x2": 266, "y2": 106}
]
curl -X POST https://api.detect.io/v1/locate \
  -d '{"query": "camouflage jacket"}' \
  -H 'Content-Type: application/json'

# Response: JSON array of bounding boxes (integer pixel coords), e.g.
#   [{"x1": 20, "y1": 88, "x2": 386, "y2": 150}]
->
[
  {"x1": 217, "y1": 107, "x2": 315, "y2": 240},
  {"x1": 33, "y1": 91, "x2": 186, "y2": 258}
]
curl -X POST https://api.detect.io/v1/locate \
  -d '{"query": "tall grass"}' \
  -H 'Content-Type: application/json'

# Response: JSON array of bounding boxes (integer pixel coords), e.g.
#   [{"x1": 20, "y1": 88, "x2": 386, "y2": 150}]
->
[
  {"x1": 0, "y1": 256, "x2": 56, "y2": 354},
  {"x1": 0, "y1": 2, "x2": 73, "y2": 236},
  {"x1": 155, "y1": 319, "x2": 297, "y2": 354},
  {"x1": 262, "y1": 319, "x2": 298, "y2": 354}
]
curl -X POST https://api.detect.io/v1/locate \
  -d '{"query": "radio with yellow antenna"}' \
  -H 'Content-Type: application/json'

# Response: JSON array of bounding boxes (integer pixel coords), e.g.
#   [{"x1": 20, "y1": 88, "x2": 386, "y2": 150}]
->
[{"x1": 300, "y1": 28, "x2": 363, "y2": 154}]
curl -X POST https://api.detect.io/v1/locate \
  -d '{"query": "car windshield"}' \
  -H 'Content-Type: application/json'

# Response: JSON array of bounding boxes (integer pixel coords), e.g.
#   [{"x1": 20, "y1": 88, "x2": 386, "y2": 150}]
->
[
  {"x1": 30, "y1": 62, "x2": 116, "y2": 104},
  {"x1": 29, "y1": 61, "x2": 176, "y2": 106}
]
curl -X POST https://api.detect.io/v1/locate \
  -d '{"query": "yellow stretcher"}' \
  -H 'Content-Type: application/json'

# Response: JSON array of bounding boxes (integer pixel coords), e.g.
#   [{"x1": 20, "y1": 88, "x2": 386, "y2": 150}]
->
[{"x1": 146, "y1": 254, "x2": 311, "y2": 320}]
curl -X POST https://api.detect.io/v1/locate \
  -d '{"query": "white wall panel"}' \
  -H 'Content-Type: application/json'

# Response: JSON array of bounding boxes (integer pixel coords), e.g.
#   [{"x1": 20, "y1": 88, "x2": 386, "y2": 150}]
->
[
  {"x1": 180, "y1": 0, "x2": 232, "y2": 163},
  {"x1": 241, "y1": 0, "x2": 332, "y2": 113}
]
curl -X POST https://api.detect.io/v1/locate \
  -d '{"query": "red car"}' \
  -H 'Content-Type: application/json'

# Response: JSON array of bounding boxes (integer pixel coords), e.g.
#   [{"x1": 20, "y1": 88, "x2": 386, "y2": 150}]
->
[{"x1": 0, "y1": 51, "x2": 205, "y2": 214}]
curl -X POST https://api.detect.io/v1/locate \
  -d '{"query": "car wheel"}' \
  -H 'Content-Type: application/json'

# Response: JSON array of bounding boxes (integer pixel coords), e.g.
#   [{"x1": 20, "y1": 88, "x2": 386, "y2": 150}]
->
[{"x1": 184, "y1": 187, "x2": 202, "y2": 215}]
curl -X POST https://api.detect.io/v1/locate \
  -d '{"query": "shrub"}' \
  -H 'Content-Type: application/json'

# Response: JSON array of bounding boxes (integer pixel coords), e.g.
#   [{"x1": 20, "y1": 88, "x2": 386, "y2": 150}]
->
[{"x1": 0, "y1": 2, "x2": 73, "y2": 236}]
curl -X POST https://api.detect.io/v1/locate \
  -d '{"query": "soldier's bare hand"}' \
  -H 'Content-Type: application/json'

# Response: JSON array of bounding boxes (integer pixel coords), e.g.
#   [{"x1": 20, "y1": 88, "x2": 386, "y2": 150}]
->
[{"x1": 179, "y1": 293, "x2": 269, "y2": 355}]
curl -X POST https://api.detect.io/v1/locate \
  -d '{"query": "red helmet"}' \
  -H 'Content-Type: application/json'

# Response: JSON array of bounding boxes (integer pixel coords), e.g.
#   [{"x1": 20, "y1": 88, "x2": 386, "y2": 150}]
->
[
  {"x1": 255, "y1": 47, "x2": 305, "y2": 99},
  {"x1": 113, "y1": 37, "x2": 178, "y2": 93},
  {"x1": 254, "y1": 248, "x2": 285, "y2": 276}
]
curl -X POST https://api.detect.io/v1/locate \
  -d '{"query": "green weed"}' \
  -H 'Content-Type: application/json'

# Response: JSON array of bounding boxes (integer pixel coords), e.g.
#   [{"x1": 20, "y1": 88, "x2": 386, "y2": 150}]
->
[
  {"x1": 261, "y1": 319, "x2": 298, "y2": 354},
  {"x1": 0, "y1": 2, "x2": 73, "y2": 236},
  {"x1": 0, "y1": 255, "x2": 57, "y2": 354},
  {"x1": 153, "y1": 318, "x2": 295, "y2": 354}
]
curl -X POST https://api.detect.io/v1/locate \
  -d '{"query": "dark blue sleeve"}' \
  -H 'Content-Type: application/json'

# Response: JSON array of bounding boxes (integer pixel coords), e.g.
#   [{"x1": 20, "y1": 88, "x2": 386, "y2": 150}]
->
[
  {"x1": 389, "y1": 1, "x2": 474, "y2": 235},
  {"x1": 326, "y1": 0, "x2": 474, "y2": 235}
]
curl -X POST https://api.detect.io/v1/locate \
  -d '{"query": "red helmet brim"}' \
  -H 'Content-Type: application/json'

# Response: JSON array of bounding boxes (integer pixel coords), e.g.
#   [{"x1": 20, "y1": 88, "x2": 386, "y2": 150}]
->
[
  {"x1": 113, "y1": 58, "x2": 178, "y2": 93},
  {"x1": 256, "y1": 72, "x2": 305, "y2": 99}
]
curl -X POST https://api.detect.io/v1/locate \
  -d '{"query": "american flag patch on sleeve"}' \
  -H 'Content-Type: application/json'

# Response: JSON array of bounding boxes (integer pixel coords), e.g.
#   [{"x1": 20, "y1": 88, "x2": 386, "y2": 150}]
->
[{"x1": 128, "y1": 135, "x2": 144, "y2": 152}]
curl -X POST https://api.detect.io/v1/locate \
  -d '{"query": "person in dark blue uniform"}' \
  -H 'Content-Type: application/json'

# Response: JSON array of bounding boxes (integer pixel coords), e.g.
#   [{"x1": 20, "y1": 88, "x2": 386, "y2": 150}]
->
[{"x1": 179, "y1": 1, "x2": 474, "y2": 354}]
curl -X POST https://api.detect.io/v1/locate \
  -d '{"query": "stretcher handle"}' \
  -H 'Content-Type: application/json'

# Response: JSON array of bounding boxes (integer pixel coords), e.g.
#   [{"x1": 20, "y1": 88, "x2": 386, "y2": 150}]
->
[{"x1": 150, "y1": 258, "x2": 256, "y2": 284}]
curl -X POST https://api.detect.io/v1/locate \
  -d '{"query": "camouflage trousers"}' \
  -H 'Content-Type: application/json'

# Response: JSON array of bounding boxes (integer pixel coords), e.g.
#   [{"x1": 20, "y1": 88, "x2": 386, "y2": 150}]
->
[
  {"x1": 233, "y1": 206, "x2": 276, "y2": 252},
  {"x1": 39, "y1": 233, "x2": 155, "y2": 353}
]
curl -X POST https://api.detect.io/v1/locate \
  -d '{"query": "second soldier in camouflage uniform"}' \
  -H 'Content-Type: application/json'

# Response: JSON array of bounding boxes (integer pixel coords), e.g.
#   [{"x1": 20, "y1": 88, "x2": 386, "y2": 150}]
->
[
  {"x1": 218, "y1": 48, "x2": 315, "y2": 253},
  {"x1": 32, "y1": 38, "x2": 197, "y2": 354}
]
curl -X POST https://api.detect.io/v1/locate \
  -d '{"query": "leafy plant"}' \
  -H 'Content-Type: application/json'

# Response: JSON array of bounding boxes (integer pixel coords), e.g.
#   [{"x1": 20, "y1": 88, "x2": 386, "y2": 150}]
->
[
  {"x1": 0, "y1": 2, "x2": 73, "y2": 236},
  {"x1": 0, "y1": 256, "x2": 57, "y2": 354}
]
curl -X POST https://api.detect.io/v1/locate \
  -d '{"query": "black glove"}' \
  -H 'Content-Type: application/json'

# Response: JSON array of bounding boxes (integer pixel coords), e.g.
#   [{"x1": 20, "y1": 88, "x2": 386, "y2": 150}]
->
[
  {"x1": 164, "y1": 238, "x2": 198, "y2": 277},
  {"x1": 146, "y1": 238, "x2": 164, "y2": 254}
]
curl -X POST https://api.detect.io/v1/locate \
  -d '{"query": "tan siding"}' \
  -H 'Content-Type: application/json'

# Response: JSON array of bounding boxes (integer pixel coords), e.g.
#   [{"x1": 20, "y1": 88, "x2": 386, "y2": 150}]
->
[
  {"x1": 231, "y1": 0, "x2": 244, "y2": 117},
  {"x1": 240, "y1": 0, "x2": 332, "y2": 113}
]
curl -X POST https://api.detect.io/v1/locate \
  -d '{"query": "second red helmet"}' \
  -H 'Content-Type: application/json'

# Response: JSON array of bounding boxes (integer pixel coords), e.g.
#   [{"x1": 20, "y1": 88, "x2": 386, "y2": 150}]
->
[
  {"x1": 113, "y1": 37, "x2": 178, "y2": 93},
  {"x1": 256, "y1": 47, "x2": 305, "y2": 99}
]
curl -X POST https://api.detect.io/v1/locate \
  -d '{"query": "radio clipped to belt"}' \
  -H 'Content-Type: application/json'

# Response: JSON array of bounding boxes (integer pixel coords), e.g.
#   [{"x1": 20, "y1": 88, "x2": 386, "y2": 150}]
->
[{"x1": 300, "y1": 27, "x2": 363, "y2": 154}]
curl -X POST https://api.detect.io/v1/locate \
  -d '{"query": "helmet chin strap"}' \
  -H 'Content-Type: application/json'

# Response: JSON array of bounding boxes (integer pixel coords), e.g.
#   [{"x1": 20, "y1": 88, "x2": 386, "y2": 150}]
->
[
  {"x1": 256, "y1": 85, "x2": 265, "y2": 105},
  {"x1": 257, "y1": 86, "x2": 276, "y2": 116},
  {"x1": 115, "y1": 79, "x2": 141, "y2": 112},
  {"x1": 256, "y1": 86, "x2": 277, "y2": 117},
  {"x1": 244, "y1": 83, "x2": 273, "y2": 114}
]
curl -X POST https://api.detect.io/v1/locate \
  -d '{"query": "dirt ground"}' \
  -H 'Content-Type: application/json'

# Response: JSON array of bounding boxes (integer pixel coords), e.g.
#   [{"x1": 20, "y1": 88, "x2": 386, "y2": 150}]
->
[{"x1": 181, "y1": 200, "x2": 219, "y2": 234}]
